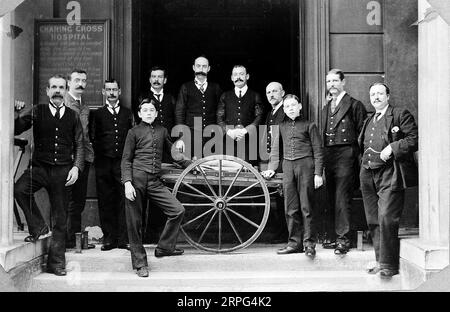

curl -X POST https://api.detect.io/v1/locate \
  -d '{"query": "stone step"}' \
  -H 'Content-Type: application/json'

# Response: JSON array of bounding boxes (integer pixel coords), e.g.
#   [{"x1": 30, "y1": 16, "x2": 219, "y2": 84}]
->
[
  {"x1": 61, "y1": 243, "x2": 376, "y2": 273},
  {"x1": 30, "y1": 270, "x2": 405, "y2": 292}
]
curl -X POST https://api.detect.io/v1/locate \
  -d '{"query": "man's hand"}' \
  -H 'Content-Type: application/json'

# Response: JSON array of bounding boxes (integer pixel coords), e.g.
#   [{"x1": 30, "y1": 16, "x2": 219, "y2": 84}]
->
[
  {"x1": 65, "y1": 167, "x2": 79, "y2": 186},
  {"x1": 124, "y1": 181, "x2": 136, "y2": 201},
  {"x1": 380, "y1": 144, "x2": 393, "y2": 162},
  {"x1": 14, "y1": 100, "x2": 25, "y2": 111},
  {"x1": 314, "y1": 175, "x2": 323, "y2": 189},
  {"x1": 175, "y1": 140, "x2": 185, "y2": 153},
  {"x1": 235, "y1": 128, "x2": 248, "y2": 141},
  {"x1": 261, "y1": 170, "x2": 275, "y2": 180},
  {"x1": 227, "y1": 129, "x2": 237, "y2": 140}
]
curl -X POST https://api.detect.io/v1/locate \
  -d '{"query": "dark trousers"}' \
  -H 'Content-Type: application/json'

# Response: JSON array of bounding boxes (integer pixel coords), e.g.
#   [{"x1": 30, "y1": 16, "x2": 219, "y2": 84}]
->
[
  {"x1": 14, "y1": 164, "x2": 71, "y2": 270},
  {"x1": 283, "y1": 157, "x2": 316, "y2": 249},
  {"x1": 95, "y1": 156, "x2": 128, "y2": 246},
  {"x1": 125, "y1": 170, "x2": 185, "y2": 269},
  {"x1": 66, "y1": 161, "x2": 91, "y2": 245},
  {"x1": 360, "y1": 165, "x2": 404, "y2": 270},
  {"x1": 324, "y1": 145, "x2": 355, "y2": 246}
]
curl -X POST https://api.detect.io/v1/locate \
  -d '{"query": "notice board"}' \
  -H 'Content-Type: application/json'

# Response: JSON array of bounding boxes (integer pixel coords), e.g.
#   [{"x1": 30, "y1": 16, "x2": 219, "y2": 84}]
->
[{"x1": 34, "y1": 19, "x2": 109, "y2": 108}]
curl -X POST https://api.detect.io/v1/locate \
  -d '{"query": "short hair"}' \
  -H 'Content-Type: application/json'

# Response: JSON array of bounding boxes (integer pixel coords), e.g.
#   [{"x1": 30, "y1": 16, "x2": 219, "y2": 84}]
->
[
  {"x1": 232, "y1": 64, "x2": 247, "y2": 73},
  {"x1": 68, "y1": 69, "x2": 87, "y2": 80},
  {"x1": 369, "y1": 82, "x2": 390, "y2": 95},
  {"x1": 194, "y1": 55, "x2": 209, "y2": 64},
  {"x1": 327, "y1": 68, "x2": 345, "y2": 81},
  {"x1": 149, "y1": 66, "x2": 167, "y2": 78},
  {"x1": 104, "y1": 79, "x2": 120, "y2": 88},
  {"x1": 138, "y1": 98, "x2": 159, "y2": 111},
  {"x1": 283, "y1": 94, "x2": 300, "y2": 103},
  {"x1": 47, "y1": 74, "x2": 67, "y2": 88}
]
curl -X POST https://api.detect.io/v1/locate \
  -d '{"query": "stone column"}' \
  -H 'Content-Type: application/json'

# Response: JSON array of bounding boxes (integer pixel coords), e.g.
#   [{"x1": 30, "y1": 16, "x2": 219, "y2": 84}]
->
[
  {"x1": 400, "y1": 0, "x2": 450, "y2": 288},
  {"x1": 0, "y1": 12, "x2": 15, "y2": 246}
]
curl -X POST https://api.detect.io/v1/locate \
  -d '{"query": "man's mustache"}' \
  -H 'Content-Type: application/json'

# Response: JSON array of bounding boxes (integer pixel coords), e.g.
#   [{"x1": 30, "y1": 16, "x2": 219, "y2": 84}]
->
[
  {"x1": 234, "y1": 78, "x2": 244, "y2": 83},
  {"x1": 76, "y1": 86, "x2": 85, "y2": 90},
  {"x1": 195, "y1": 71, "x2": 207, "y2": 77},
  {"x1": 152, "y1": 82, "x2": 161, "y2": 85},
  {"x1": 52, "y1": 94, "x2": 63, "y2": 99}
]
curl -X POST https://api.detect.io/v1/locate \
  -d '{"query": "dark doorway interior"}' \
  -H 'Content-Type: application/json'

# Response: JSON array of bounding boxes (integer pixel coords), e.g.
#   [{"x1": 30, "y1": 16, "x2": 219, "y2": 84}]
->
[{"x1": 138, "y1": 0, "x2": 300, "y2": 112}]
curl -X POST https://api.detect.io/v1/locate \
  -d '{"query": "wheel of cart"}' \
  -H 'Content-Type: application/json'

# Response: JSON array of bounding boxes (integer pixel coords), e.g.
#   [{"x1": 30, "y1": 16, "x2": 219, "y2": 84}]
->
[{"x1": 167, "y1": 154, "x2": 277, "y2": 253}]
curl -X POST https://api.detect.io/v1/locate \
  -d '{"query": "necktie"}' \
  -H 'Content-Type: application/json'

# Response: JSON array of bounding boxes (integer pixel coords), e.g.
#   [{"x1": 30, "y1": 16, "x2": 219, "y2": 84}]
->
[
  {"x1": 155, "y1": 94, "x2": 161, "y2": 101},
  {"x1": 76, "y1": 99, "x2": 81, "y2": 105},
  {"x1": 112, "y1": 106, "x2": 118, "y2": 115},
  {"x1": 374, "y1": 112, "x2": 381, "y2": 123},
  {"x1": 239, "y1": 90, "x2": 242, "y2": 99},
  {"x1": 51, "y1": 104, "x2": 62, "y2": 119},
  {"x1": 330, "y1": 98, "x2": 337, "y2": 114},
  {"x1": 199, "y1": 84, "x2": 205, "y2": 94}
]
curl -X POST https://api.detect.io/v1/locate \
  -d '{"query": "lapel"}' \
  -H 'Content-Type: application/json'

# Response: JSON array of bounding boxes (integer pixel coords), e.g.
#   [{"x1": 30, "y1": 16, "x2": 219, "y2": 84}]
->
[
  {"x1": 330, "y1": 94, "x2": 352, "y2": 130},
  {"x1": 321, "y1": 101, "x2": 329, "y2": 132},
  {"x1": 358, "y1": 114, "x2": 373, "y2": 148},
  {"x1": 384, "y1": 105, "x2": 394, "y2": 144}
]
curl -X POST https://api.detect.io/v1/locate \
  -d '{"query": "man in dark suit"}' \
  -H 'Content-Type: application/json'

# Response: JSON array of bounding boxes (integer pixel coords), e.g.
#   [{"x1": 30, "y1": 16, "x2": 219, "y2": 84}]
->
[
  {"x1": 175, "y1": 56, "x2": 222, "y2": 159},
  {"x1": 14, "y1": 75, "x2": 84, "y2": 276},
  {"x1": 65, "y1": 69, "x2": 95, "y2": 249},
  {"x1": 322, "y1": 69, "x2": 367, "y2": 254},
  {"x1": 359, "y1": 82, "x2": 418, "y2": 278},
  {"x1": 89, "y1": 79, "x2": 134, "y2": 251},
  {"x1": 217, "y1": 64, "x2": 264, "y2": 164},
  {"x1": 260, "y1": 82, "x2": 288, "y2": 243}
]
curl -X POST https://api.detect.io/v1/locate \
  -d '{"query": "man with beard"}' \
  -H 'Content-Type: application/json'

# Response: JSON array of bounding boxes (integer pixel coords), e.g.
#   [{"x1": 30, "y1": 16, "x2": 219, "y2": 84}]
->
[
  {"x1": 65, "y1": 69, "x2": 95, "y2": 249},
  {"x1": 321, "y1": 69, "x2": 367, "y2": 255},
  {"x1": 14, "y1": 75, "x2": 84, "y2": 276},
  {"x1": 89, "y1": 79, "x2": 134, "y2": 251},
  {"x1": 217, "y1": 65, "x2": 263, "y2": 164},
  {"x1": 175, "y1": 56, "x2": 222, "y2": 159},
  {"x1": 261, "y1": 82, "x2": 288, "y2": 243}
]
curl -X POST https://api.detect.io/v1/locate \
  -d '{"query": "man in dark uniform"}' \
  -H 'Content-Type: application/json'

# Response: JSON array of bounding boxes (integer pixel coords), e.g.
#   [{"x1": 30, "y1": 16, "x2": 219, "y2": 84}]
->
[
  {"x1": 217, "y1": 64, "x2": 264, "y2": 164},
  {"x1": 14, "y1": 75, "x2": 84, "y2": 276},
  {"x1": 121, "y1": 99, "x2": 191, "y2": 278},
  {"x1": 175, "y1": 56, "x2": 222, "y2": 159},
  {"x1": 89, "y1": 79, "x2": 134, "y2": 251},
  {"x1": 260, "y1": 82, "x2": 288, "y2": 243},
  {"x1": 359, "y1": 82, "x2": 418, "y2": 278},
  {"x1": 322, "y1": 69, "x2": 367, "y2": 254},
  {"x1": 65, "y1": 69, "x2": 95, "y2": 249}
]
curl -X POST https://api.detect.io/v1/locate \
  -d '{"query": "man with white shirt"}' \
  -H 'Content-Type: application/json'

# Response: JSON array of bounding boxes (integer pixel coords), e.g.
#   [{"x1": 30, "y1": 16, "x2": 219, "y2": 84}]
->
[
  {"x1": 358, "y1": 82, "x2": 417, "y2": 278},
  {"x1": 175, "y1": 56, "x2": 222, "y2": 159},
  {"x1": 321, "y1": 69, "x2": 367, "y2": 254},
  {"x1": 89, "y1": 79, "x2": 134, "y2": 251},
  {"x1": 64, "y1": 69, "x2": 95, "y2": 249},
  {"x1": 14, "y1": 75, "x2": 84, "y2": 276},
  {"x1": 217, "y1": 65, "x2": 264, "y2": 164}
]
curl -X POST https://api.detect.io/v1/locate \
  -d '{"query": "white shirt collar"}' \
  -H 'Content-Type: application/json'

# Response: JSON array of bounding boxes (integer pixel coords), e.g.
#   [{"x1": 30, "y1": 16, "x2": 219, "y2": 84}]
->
[
  {"x1": 375, "y1": 104, "x2": 389, "y2": 121},
  {"x1": 106, "y1": 100, "x2": 120, "y2": 114},
  {"x1": 151, "y1": 87, "x2": 164, "y2": 95},
  {"x1": 272, "y1": 100, "x2": 284, "y2": 115},
  {"x1": 335, "y1": 91, "x2": 347, "y2": 105},
  {"x1": 68, "y1": 91, "x2": 81, "y2": 102},
  {"x1": 194, "y1": 77, "x2": 208, "y2": 91},
  {"x1": 48, "y1": 102, "x2": 66, "y2": 118},
  {"x1": 234, "y1": 85, "x2": 248, "y2": 97}
]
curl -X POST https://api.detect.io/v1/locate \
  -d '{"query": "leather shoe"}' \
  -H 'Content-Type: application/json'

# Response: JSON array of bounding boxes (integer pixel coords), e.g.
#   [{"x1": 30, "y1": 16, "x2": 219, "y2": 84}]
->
[
  {"x1": 334, "y1": 243, "x2": 349, "y2": 255},
  {"x1": 118, "y1": 244, "x2": 130, "y2": 250},
  {"x1": 154, "y1": 248, "x2": 184, "y2": 258},
  {"x1": 276, "y1": 246, "x2": 303, "y2": 255},
  {"x1": 83, "y1": 243, "x2": 96, "y2": 249},
  {"x1": 24, "y1": 226, "x2": 49, "y2": 243},
  {"x1": 136, "y1": 266, "x2": 149, "y2": 278},
  {"x1": 48, "y1": 267, "x2": 67, "y2": 276},
  {"x1": 322, "y1": 241, "x2": 337, "y2": 249},
  {"x1": 379, "y1": 268, "x2": 399, "y2": 279},
  {"x1": 101, "y1": 243, "x2": 117, "y2": 251},
  {"x1": 305, "y1": 247, "x2": 316, "y2": 259},
  {"x1": 366, "y1": 264, "x2": 381, "y2": 275}
]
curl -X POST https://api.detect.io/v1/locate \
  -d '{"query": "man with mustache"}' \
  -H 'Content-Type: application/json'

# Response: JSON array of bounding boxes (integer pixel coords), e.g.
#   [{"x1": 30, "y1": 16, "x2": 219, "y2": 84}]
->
[
  {"x1": 14, "y1": 75, "x2": 84, "y2": 276},
  {"x1": 321, "y1": 69, "x2": 367, "y2": 255},
  {"x1": 175, "y1": 56, "x2": 222, "y2": 159},
  {"x1": 65, "y1": 69, "x2": 95, "y2": 249},
  {"x1": 89, "y1": 79, "x2": 134, "y2": 251},
  {"x1": 217, "y1": 65, "x2": 263, "y2": 164},
  {"x1": 359, "y1": 82, "x2": 417, "y2": 278}
]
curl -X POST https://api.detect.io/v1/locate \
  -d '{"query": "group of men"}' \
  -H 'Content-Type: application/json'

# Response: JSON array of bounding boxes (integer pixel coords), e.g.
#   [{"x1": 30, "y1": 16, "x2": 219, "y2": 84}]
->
[{"x1": 13, "y1": 55, "x2": 418, "y2": 280}]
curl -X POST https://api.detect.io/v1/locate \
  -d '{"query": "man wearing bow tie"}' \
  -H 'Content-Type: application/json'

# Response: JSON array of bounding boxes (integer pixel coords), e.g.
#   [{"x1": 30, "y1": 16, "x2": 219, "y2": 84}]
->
[
  {"x1": 175, "y1": 56, "x2": 222, "y2": 159},
  {"x1": 64, "y1": 69, "x2": 95, "y2": 249},
  {"x1": 14, "y1": 75, "x2": 84, "y2": 276},
  {"x1": 359, "y1": 82, "x2": 418, "y2": 278},
  {"x1": 89, "y1": 79, "x2": 134, "y2": 251},
  {"x1": 322, "y1": 69, "x2": 367, "y2": 255}
]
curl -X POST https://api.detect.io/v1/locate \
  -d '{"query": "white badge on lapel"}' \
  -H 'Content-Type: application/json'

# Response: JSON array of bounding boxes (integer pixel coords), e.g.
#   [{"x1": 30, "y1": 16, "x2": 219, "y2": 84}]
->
[{"x1": 391, "y1": 126, "x2": 400, "y2": 133}]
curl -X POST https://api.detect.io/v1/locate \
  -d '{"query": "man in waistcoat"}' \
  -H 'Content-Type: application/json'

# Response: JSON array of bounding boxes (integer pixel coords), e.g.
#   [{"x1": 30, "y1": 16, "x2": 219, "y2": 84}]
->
[
  {"x1": 65, "y1": 69, "x2": 95, "y2": 249},
  {"x1": 14, "y1": 75, "x2": 84, "y2": 276},
  {"x1": 217, "y1": 64, "x2": 263, "y2": 165},
  {"x1": 175, "y1": 56, "x2": 222, "y2": 159},
  {"x1": 89, "y1": 79, "x2": 134, "y2": 251},
  {"x1": 359, "y1": 82, "x2": 418, "y2": 278},
  {"x1": 322, "y1": 69, "x2": 367, "y2": 254}
]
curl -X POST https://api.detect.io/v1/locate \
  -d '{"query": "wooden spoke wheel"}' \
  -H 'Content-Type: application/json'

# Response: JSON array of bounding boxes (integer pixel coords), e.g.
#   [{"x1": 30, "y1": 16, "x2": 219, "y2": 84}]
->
[{"x1": 172, "y1": 155, "x2": 271, "y2": 253}]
